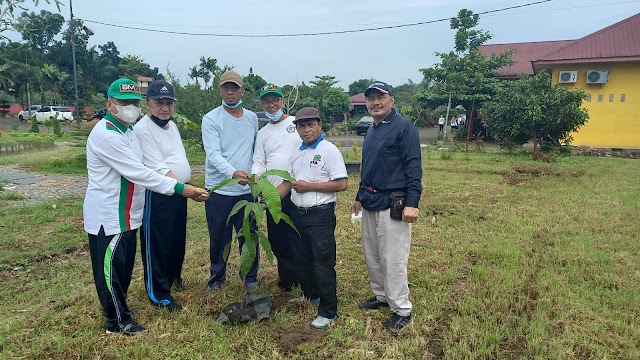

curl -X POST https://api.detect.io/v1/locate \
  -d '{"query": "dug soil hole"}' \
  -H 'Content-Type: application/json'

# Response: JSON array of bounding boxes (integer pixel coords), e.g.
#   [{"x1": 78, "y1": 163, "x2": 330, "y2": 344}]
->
[{"x1": 278, "y1": 326, "x2": 328, "y2": 354}]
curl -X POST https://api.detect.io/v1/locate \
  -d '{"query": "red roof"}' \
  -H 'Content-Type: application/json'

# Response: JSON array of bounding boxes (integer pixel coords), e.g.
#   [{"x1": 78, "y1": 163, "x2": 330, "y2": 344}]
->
[
  {"x1": 479, "y1": 40, "x2": 575, "y2": 76},
  {"x1": 481, "y1": 12, "x2": 640, "y2": 73},
  {"x1": 351, "y1": 93, "x2": 366, "y2": 105},
  {"x1": 536, "y1": 12, "x2": 640, "y2": 64}
]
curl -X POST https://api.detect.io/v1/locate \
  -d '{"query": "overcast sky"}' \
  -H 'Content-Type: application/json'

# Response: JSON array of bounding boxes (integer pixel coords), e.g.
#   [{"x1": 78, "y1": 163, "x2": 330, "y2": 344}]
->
[{"x1": 8, "y1": 0, "x2": 640, "y2": 89}]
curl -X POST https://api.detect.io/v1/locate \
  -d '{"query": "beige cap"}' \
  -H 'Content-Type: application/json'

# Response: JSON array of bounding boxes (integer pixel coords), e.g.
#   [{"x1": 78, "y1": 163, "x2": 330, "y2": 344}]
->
[{"x1": 219, "y1": 71, "x2": 243, "y2": 87}]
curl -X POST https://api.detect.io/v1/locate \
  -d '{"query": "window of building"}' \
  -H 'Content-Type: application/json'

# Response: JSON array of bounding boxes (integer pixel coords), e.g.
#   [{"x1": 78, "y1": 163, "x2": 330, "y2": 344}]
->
[
  {"x1": 598, "y1": 94, "x2": 603, "y2": 102},
  {"x1": 621, "y1": 94, "x2": 625, "y2": 102},
  {"x1": 609, "y1": 94, "x2": 614, "y2": 102},
  {"x1": 586, "y1": 94, "x2": 591, "y2": 102}
]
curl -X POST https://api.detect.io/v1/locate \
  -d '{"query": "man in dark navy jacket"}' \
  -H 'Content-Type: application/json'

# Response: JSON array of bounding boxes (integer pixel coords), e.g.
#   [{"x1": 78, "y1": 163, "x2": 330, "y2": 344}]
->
[{"x1": 351, "y1": 81, "x2": 422, "y2": 330}]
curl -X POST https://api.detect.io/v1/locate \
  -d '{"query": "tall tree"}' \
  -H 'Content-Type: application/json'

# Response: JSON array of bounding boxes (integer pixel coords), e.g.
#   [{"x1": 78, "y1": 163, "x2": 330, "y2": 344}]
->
[
  {"x1": 120, "y1": 55, "x2": 161, "y2": 80},
  {"x1": 483, "y1": 72, "x2": 589, "y2": 150},
  {"x1": 319, "y1": 88, "x2": 351, "y2": 122},
  {"x1": 13, "y1": 10, "x2": 64, "y2": 53},
  {"x1": 0, "y1": 0, "x2": 62, "y2": 38},
  {"x1": 418, "y1": 9, "x2": 513, "y2": 137},
  {"x1": 347, "y1": 78, "x2": 373, "y2": 96}
]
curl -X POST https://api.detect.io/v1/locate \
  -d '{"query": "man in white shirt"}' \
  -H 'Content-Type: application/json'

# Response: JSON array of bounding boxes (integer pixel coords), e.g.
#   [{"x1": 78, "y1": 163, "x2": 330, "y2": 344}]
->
[
  {"x1": 202, "y1": 71, "x2": 260, "y2": 293},
  {"x1": 281, "y1": 107, "x2": 348, "y2": 329},
  {"x1": 84, "y1": 78, "x2": 208, "y2": 336},
  {"x1": 134, "y1": 80, "x2": 191, "y2": 312},
  {"x1": 438, "y1": 115, "x2": 445, "y2": 132},
  {"x1": 251, "y1": 83, "x2": 301, "y2": 292}
]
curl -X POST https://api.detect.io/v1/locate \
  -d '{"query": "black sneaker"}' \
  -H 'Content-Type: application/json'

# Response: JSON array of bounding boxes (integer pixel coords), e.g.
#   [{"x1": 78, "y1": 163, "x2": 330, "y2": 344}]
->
[
  {"x1": 359, "y1": 296, "x2": 389, "y2": 310},
  {"x1": 383, "y1": 312, "x2": 412, "y2": 330},
  {"x1": 106, "y1": 322, "x2": 147, "y2": 336},
  {"x1": 207, "y1": 281, "x2": 224, "y2": 293},
  {"x1": 158, "y1": 301, "x2": 182, "y2": 312},
  {"x1": 173, "y1": 277, "x2": 186, "y2": 292}
]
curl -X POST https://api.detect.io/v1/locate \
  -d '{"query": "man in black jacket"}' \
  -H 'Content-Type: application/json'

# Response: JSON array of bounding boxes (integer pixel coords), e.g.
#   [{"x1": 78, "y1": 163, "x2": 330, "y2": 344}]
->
[{"x1": 351, "y1": 81, "x2": 422, "y2": 330}]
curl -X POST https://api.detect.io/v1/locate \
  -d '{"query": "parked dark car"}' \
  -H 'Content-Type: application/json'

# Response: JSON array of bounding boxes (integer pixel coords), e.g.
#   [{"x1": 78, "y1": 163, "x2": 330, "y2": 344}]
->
[
  {"x1": 91, "y1": 109, "x2": 107, "y2": 120},
  {"x1": 356, "y1": 116, "x2": 374, "y2": 135}
]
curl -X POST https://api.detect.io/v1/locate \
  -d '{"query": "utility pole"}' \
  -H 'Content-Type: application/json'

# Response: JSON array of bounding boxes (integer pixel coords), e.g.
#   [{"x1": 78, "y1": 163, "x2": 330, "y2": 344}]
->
[
  {"x1": 70, "y1": 0, "x2": 81, "y2": 126},
  {"x1": 444, "y1": 91, "x2": 452, "y2": 142}
]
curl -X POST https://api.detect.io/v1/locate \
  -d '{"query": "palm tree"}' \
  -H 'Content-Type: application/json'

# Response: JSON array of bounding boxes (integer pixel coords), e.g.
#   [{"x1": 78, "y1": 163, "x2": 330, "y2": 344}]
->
[{"x1": 189, "y1": 66, "x2": 200, "y2": 87}]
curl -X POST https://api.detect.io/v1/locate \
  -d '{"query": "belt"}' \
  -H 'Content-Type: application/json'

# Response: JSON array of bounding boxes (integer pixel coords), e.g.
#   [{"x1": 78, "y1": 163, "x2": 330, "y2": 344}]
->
[{"x1": 296, "y1": 202, "x2": 335, "y2": 215}]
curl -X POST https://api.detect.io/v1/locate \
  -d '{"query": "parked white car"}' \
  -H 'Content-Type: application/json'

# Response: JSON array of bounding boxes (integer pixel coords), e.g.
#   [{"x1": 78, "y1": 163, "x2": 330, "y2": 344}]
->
[
  {"x1": 34, "y1": 106, "x2": 74, "y2": 123},
  {"x1": 18, "y1": 105, "x2": 42, "y2": 121}
]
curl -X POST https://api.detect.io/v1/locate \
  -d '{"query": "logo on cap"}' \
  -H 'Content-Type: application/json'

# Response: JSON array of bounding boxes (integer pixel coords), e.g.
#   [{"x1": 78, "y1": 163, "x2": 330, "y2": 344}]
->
[
  {"x1": 262, "y1": 84, "x2": 279, "y2": 91},
  {"x1": 120, "y1": 84, "x2": 140, "y2": 93},
  {"x1": 160, "y1": 86, "x2": 169, "y2": 92}
]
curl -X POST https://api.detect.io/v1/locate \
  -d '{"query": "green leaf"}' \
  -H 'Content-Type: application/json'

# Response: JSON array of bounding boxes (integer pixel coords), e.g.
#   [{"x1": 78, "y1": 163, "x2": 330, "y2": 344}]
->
[
  {"x1": 280, "y1": 212, "x2": 300, "y2": 237},
  {"x1": 258, "y1": 179, "x2": 281, "y2": 223},
  {"x1": 239, "y1": 232, "x2": 258, "y2": 280},
  {"x1": 226, "y1": 200, "x2": 249, "y2": 225},
  {"x1": 250, "y1": 174, "x2": 260, "y2": 199},
  {"x1": 209, "y1": 178, "x2": 240, "y2": 193},
  {"x1": 223, "y1": 240, "x2": 232, "y2": 261},
  {"x1": 259, "y1": 169, "x2": 296, "y2": 183},
  {"x1": 251, "y1": 202, "x2": 265, "y2": 227},
  {"x1": 239, "y1": 241, "x2": 251, "y2": 280},
  {"x1": 256, "y1": 229, "x2": 274, "y2": 263},
  {"x1": 241, "y1": 213, "x2": 252, "y2": 248}
]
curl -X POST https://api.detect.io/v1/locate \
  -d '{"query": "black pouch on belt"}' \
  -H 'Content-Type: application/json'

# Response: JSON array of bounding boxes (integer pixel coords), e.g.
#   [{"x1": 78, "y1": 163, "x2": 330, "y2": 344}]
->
[{"x1": 389, "y1": 191, "x2": 407, "y2": 220}]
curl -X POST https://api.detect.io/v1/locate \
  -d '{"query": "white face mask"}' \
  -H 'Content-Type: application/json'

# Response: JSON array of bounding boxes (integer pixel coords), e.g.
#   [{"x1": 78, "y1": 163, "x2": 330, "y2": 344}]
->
[{"x1": 114, "y1": 104, "x2": 141, "y2": 124}]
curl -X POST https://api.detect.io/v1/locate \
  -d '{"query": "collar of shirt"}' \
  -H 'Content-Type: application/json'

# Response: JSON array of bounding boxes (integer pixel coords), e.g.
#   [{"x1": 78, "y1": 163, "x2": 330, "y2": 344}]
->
[
  {"x1": 104, "y1": 113, "x2": 132, "y2": 133},
  {"x1": 374, "y1": 109, "x2": 398, "y2": 128},
  {"x1": 299, "y1": 134, "x2": 325, "y2": 150}
]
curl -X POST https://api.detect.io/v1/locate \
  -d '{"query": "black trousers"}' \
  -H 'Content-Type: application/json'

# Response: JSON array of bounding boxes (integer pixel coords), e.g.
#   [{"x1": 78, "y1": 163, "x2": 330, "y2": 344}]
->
[
  {"x1": 290, "y1": 203, "x2": 338, "y2": 319},
  {"x1": 88, "y1": 227, "x2": 137, "y2": 330},
  {"x1": 205, "y1": 192, "x2": 259, "y2": 286},
  {"x1": 266, "y1": 193, "x2": 297, "y2": 290},
  {"x1": 140, "y1": 190, "x2": 187, "y2": 305}
]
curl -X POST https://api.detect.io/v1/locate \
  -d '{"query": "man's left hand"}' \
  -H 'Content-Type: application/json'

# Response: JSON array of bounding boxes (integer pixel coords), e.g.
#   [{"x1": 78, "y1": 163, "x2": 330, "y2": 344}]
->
[
  {"x1": 292, "y1": 180, "x2": 314, "y2": 193},
  {"x1": 402, "y1": 206, "x2": 419, "y2": 223}
]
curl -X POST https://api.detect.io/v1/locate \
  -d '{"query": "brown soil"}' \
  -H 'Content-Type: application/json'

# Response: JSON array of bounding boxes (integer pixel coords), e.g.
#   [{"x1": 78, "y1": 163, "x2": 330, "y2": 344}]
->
[{"x1": 278, "y1": 326, "x2": 328, "y2": 354}]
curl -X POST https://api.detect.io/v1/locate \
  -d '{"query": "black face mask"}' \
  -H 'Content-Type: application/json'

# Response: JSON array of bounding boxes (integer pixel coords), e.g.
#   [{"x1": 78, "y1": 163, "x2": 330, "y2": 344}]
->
[{"x1": 150, "y1": 114, "x2": 171, "y2": 127}]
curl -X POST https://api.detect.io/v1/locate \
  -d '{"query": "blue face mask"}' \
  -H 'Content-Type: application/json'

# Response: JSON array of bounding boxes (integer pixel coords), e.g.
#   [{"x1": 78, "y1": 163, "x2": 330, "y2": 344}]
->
[
  {"x1": 265, "y1": 109, "x2": 284, "y2": 122},
  {"x1": 222, "y1": 99, "x2": 243, "y2": 108}
]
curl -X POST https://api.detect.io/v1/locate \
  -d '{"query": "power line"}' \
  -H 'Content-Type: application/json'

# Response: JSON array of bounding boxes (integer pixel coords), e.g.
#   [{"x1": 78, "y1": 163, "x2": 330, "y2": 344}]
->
[
  {"x1": 82, "y1": 0, "x2": 639, "y2": 30},
  {"x1": 81, "y1": 0, "x2": 554, "y2": 38}
]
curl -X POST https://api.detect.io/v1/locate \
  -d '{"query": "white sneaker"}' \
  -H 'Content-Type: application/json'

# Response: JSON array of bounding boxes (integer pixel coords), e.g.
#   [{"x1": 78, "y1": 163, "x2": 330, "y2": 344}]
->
[{"x1": 311, "y1": 315, "x2": 336, "y2": 329}]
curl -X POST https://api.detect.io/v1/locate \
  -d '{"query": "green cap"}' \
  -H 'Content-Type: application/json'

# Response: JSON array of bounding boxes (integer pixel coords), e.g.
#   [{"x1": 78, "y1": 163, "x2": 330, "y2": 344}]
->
[
  {"x1": 107, "y1": 78, "x2": 144, "y2": 100},
  {"x1": 259, "y1": 83, "x2": 283, "y2": 98}
]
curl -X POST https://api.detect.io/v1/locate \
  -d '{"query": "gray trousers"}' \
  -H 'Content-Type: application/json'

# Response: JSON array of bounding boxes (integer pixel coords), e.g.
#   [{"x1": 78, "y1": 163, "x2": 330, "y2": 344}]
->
[{"x1": 362, "y1": 208, "x2": 412, "y2": 316}]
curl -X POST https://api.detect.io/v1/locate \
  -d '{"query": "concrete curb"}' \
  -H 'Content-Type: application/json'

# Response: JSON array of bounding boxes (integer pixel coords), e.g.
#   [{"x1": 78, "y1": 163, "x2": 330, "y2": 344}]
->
[{"x1": 324, "y1": 131, "x2": 356, "y2": 136}]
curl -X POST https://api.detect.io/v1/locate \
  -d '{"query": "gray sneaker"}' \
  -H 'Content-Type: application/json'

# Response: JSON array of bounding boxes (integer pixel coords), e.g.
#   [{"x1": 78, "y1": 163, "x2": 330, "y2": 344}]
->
[
  {"x1": 207, "y1": 281, "x2": 224, "y2": 293},
  {"x1": 106, "y1": 322, "x2": 147, "y2": 336}
]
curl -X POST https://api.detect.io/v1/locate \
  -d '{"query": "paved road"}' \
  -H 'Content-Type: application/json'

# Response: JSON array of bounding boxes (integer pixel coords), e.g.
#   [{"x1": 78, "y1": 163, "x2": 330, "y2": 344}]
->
[
  {"x1": 0, "y1": 116, "x2": 77, "y2": 132},
  {"x1": 326, "y1": 127, "x2": 460, "y2": 148}
]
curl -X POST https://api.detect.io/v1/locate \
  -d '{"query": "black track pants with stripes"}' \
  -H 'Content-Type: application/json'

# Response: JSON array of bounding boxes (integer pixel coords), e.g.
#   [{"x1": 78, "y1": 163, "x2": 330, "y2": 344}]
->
[
  {"x1": 88, "y1": 227, "x2": 137, "y2": 330},
  {"x1": 140, "y1": 190, "x2": 187, "y2": 305}
]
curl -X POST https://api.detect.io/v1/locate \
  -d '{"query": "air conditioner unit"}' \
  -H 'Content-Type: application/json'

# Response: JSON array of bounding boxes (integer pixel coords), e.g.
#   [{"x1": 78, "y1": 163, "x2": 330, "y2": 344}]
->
[
  {"x1": 586, "y1": 70, "x2": 609, "y2": 84},
  {"x1": 558, "y1": 71, "x2": 577, "y2": 83}
]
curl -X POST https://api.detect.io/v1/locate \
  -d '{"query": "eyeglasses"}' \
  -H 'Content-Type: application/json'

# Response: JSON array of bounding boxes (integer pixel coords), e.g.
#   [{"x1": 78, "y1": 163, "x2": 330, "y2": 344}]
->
[{"x1": 260, "y1": 98, "x2": 282, "y2": 106}]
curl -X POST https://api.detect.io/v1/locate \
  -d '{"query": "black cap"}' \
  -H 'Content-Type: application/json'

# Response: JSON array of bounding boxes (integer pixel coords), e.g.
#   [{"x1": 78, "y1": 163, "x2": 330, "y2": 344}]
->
[
  {"x1": 364, "y1": 81, "x2": 393, "y2": 97},
  {"x1": 146, "y1": 80, "x2": 177, "y2": 101}
]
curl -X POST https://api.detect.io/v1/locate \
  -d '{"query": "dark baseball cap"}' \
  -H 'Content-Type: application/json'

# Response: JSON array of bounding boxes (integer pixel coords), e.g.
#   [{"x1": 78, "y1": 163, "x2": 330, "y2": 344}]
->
[
  {"x1": 292, "y1": 107, "x2": 321, "y2": 124},
  {"x1": 364, "y1": 81, "x2": 393, "y2": 97},
  {"x1": 146, "y1": 80, "x2": 177, "y2": 101}
]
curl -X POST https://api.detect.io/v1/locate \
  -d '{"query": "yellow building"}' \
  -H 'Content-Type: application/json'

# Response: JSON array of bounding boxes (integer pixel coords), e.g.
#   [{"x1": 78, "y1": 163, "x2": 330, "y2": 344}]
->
[{"x1": 481, "y1": 13, "x2": 640, "y2": 149}]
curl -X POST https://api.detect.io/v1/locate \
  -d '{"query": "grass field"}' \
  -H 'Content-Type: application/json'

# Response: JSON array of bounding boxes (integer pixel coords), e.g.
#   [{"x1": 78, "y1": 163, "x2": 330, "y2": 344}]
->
[{"x1": 0, "y1": 151, "x2": 638, "y2": 359}]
